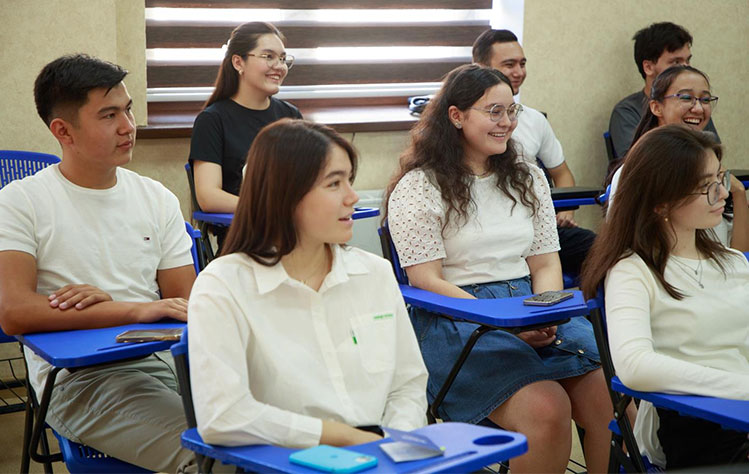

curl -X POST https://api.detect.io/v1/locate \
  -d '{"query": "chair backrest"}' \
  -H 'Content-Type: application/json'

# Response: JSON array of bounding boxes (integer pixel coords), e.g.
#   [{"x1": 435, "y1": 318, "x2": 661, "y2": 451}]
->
[
  {"x1": 603, "y1": 131, "x2": 617, "y2": 162},
  {"x1": 0, "y1": 150, "x2": 61, "y2": 189},
  {"x1": 170, "y1": 328, "x2": 197, "y2": 429},
  {"x1": 184, "y1": 221, "x2": 205, "y2": 274},
  {"x1": 377, "y1": 224, "x2": 409, "y2": 285},
  {"x1": 184, "y1": 162, "x2": 203, "y2": 214},
  {"x1": 596, "y1": 184, "x2": 611, "y2": 206}
]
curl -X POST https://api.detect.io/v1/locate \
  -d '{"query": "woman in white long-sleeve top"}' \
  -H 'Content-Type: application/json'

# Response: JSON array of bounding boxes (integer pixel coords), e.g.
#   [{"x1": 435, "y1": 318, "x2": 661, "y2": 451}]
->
[
  {"x1": 187, "y1": 119, "x2": 428, "y2": 449},
  {"x1": 582, "y1": 124, "x2": 749, "y2": 470}
]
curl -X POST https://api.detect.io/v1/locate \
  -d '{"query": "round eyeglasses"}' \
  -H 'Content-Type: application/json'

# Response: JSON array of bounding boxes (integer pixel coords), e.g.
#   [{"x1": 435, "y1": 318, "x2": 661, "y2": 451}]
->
[
  {"x1": 469, "y1": 103, "x2": 523, "y2": 122},
  {"x1": 662, "y1": 93, "x2": 718, "y2": 110},
  {"x1": 245, "y1": 52, "x2": 295, "y2": 70},
  {"x1": 689, "y1": 169, "x2": 730, "y2": 206}
]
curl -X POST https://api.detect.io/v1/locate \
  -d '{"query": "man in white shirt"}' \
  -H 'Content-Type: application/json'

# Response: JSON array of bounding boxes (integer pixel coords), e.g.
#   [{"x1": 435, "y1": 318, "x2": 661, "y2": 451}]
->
[
  {"x1": 472, "y1": 29, "x2": 596, "y2": 277},
  {"x1": 0, "y1": 54, "x2": 196, "y2": 472}
]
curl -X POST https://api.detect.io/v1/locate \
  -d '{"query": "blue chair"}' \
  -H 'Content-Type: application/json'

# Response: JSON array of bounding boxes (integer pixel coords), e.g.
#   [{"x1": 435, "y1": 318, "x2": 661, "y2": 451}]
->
[
  {"x1": 185, "y1": 221, "x2": 206, "y2": 274},
  {"x1": 587, "y1": 289, "x2": 749, "y2": 472},
  {"x1": 184, "y1": 162, "x2": 218, "y2": 263},
  {"x1": 171, "y1": 329, "x2": 529, "y2": 473},
  {"x1": 0, "y1": 150, "x2": 61, "y2": 189},
  {"x1": 0, "y1": 150, "x2": 61, "y2": 415},
  {"x1": 604, "y1": 131, "x2": 617, "y2": 163}
]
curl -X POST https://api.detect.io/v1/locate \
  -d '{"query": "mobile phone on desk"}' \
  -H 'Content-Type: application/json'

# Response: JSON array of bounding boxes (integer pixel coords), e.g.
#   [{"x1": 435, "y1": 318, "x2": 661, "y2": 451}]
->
[
  {"x1": 289, "y1": 445, "x2": 377, "y2": 473},
  {"x1": 115, "y1": 328, "x2": 183, "y2": 343},
  {"x1": 522, "y1": 291, "x2": 574, "y2": 307}
]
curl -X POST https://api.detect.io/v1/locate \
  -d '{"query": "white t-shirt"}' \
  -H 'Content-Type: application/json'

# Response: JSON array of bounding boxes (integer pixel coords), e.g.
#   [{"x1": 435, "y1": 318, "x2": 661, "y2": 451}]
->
[
  {"x1": 0, "y1": 164, "x2": 193, "y2": 392},
  {"x1": 388, "y1": 166, "x2": 559, "y2": 286},
  {"x1": 512, "y1": 104, "x2": 565, "y2": 170},
  {"x1": 609, "y1": 166, "x2": 732, "y2": 245},
  {"x1": 187, "y1": 245, "x2": 428, "y2": 448},
  {"x1": 605, "y1": 250, "x2": 749, "y2": 465}
]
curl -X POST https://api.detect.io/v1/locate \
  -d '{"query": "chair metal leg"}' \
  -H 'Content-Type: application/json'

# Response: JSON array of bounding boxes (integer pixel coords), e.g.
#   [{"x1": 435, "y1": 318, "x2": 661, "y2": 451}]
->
[
  {"x1": 20, "y1": 389, "x2": 34, "y2": 473},
  {"x1": 429, "y1": 325, "x2": 494, "y2": 421},
  {"x1": 28, "y1": 368, "x2": 63, "y2": 465}
]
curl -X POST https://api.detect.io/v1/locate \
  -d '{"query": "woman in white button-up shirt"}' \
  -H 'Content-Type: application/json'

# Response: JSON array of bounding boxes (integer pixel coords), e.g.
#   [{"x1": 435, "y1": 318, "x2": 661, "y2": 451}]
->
[{"x1": 188, "y1": 119, "x2": 428, "y2": 448}]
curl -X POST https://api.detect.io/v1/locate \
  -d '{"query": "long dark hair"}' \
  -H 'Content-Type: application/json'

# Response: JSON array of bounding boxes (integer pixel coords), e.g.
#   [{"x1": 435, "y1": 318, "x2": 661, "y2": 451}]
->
[
  {"x1": 204, "y1": 22, "x2": 285, "y2": 108},
  {"x1": 384, "y1": 64, "x2": 537, "y2": 232},
  {"x1": 221, "y1": 119, "x2": 358, "y2": 264},
  {"x1": 631, "y1": 65, "x2": 711, "y2": 145},
  {"x1": 581, "y1": 125, "x2": 731, "y2": 300}
]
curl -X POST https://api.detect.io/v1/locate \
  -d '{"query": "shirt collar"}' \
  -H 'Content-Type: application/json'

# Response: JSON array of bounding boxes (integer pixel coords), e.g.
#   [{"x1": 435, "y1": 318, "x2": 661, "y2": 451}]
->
[{"x1": 254, "y1": 245, "x2": 370, "y2": 295}]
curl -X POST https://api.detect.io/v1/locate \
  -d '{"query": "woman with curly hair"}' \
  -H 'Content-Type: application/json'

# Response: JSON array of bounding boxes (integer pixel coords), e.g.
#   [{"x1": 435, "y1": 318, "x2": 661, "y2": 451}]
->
[{"x1": 385, "y1": 64, "x2": 613, "y2": 473}]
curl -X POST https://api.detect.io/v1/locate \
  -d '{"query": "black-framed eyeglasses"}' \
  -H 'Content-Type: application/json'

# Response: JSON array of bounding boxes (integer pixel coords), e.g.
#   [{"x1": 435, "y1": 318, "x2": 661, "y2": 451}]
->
[
  {"x1": 662, "y1": 93, "x2": 719, "y2": 110},
  {"x1": 690, "y1": 169, "x2": 730, "y2": 205},
  {"x1": 245, "y1": 52, "x2": 295, "y2": 69},
  {"x1": 469, "y1": 103, "x2": 523, "y2": 122}
]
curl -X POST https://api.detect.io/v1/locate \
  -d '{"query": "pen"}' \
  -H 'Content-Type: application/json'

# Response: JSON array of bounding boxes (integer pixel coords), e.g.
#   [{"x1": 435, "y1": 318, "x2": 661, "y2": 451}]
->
[{"x1": 350, "y1": 329, "x2": 358, "y2": 345}]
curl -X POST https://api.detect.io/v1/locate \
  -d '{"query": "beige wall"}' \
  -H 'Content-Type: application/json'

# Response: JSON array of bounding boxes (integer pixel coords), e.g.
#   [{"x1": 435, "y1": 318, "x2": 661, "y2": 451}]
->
[
  {"x1": 0, "y1": 0, "x2": 146, "y2": 156},
  {"x1": 522, "y1": 0, "x2": 749, "y2": 229},
  {"x1": 2, "y1": 0, "x2": 747, "y2": 229}
]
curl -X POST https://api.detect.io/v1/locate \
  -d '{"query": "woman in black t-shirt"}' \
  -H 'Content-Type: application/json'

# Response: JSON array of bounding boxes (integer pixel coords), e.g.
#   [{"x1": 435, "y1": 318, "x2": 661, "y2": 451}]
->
[{"x1": 189, "y1": 22, "x2": 302, "y2": 244}]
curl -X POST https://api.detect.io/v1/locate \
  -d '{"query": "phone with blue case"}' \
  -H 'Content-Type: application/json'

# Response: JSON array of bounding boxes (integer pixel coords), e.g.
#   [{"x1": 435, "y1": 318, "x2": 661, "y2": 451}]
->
[{"x1": 289, "y1": 445, "x2": 377, "y2": 473}]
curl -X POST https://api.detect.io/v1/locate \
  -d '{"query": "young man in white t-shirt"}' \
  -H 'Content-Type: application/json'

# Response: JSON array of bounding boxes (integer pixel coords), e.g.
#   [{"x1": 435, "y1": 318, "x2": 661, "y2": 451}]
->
[
  {"x1": 0, "y1": 54, "x2": 196, "y2": 472},
  {"x1": 472, "y1": 30, "x2": 596, "y2": 277}
]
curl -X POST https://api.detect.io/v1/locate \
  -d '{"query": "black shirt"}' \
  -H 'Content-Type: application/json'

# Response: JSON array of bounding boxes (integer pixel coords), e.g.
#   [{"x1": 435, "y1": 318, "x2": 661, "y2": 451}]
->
[{"x1": 189, "y1": 98, "x2": 302, "y2": 196}]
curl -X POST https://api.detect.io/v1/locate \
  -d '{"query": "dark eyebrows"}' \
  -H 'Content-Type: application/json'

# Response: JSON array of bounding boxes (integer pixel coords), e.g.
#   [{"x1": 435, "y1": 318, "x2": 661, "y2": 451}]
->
[
  {"x1": 97, "y1": 99, "x2": 132, "y2": 116},
  {"x1": 322, "y1": 169, "x2": 348, "y2": 180}
]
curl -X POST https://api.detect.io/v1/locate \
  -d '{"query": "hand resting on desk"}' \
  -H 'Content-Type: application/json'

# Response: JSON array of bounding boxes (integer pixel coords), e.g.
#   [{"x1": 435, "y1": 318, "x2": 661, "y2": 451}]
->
[{"x1": 49, "y1": 283, "x2": 113, "y2": 310}]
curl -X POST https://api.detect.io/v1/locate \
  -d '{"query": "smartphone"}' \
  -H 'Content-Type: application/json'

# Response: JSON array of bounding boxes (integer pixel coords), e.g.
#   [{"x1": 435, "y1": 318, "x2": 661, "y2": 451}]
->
[
  {"x1": 289, "y1": 445, "x2": 377, "y2": 473},
  {"x1": 522, "y1": 291, "x2": 574, "y2": 307},
  {"x1": 115, "y1": 328, "x2": 183, "y2": 343}
]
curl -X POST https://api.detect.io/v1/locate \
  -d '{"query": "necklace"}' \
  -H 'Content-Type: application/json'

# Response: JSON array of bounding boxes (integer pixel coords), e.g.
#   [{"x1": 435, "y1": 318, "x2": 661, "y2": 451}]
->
[{"x1": 671, "y1": 256, "x2": 704, "y2": 289}]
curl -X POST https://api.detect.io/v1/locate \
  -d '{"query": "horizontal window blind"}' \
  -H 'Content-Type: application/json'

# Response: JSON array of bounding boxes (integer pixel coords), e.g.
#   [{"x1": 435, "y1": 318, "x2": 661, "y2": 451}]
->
[{"x1": 145, "y1": 0, "x2": 493, "y2": 103}]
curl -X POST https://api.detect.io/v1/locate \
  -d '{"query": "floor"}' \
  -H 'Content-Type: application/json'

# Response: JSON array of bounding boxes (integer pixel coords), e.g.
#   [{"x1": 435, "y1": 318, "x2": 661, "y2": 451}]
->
[{"x1": 0, "y1": 341, "x2": 586, "y2": 474}]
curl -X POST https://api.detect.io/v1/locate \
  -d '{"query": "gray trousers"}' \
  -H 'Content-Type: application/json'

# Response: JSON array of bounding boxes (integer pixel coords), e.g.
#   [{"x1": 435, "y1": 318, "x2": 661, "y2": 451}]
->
[{"x1": 46, "y1": 351, "x2": 194, "y2": 473}]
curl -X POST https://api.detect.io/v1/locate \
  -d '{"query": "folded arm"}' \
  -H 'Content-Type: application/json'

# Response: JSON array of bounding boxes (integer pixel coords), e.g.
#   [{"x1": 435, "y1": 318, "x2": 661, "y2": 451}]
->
[{"x1": 0, "y1": 251, "x2": 190, "y2": 335}]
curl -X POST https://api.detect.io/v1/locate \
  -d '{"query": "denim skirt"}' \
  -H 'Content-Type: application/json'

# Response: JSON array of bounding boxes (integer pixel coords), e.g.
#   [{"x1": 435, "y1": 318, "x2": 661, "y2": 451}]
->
[{"x1": 409, "y1": 276, "x2": 600, "y2": 424}]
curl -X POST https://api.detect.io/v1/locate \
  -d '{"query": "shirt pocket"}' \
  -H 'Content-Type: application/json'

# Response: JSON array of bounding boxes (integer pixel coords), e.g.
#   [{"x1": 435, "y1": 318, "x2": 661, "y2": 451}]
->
[{"x1": 349, "y1": 312, "x2": 397, "y2": 374}]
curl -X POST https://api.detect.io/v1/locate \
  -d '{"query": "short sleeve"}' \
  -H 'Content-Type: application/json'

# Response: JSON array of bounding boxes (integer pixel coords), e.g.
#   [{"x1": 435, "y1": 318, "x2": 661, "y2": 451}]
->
[
  {"x1": 535, "y1": 114, "x2": 565, "y2": 170},
  {"x1": 527, "y1": 166, "x2": 560, "y2": 256},
  {"x1": 157, "y1": 186, "x2": 193, "y2": 270},
  {"x1": 189, "y1": 109, "x2": 224, "y2": 166},
  {"x1": 0, "y1": 182, "x2": 37, "y2": 256},
  {"x1": 387, "y1": 170, "x2": 446, "y2": 267}
]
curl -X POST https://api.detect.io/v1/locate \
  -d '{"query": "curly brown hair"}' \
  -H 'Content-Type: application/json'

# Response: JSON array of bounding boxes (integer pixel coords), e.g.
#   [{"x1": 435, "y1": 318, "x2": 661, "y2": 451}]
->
[{"x1": 384, "y1": 64, "x2": 537, "y2": 232}]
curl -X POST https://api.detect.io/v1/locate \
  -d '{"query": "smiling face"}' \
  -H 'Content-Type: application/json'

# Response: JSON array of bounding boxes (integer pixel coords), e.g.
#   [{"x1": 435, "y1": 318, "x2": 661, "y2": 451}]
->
[
  {"x1": 652, "y1": 71, "x2": 712, "y2": 130},
  {"x1": 488, "y1": 41, "x2": 527, "y2": 94},
  {"x1": 234, "y1": 33, "x2": 289, "y2": 98},
  {"x1": 668, "y1": 149, "x2": 727, "y2": 233},
  {"x1": 294, "y1": 144, "x2": 359, "y2": 248},
  {"x1": 450, "y1": 82, "x2": 518, "y2": 167}
]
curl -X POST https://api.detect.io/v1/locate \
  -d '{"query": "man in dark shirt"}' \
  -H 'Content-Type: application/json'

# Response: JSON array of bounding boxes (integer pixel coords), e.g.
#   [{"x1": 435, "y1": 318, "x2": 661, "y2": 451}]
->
[{"x1": 608, "y1": 22, "x2": 719, "y2": 158}]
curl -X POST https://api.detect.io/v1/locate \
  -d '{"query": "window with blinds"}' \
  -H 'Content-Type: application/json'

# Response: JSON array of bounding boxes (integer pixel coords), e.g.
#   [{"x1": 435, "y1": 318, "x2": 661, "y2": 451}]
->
[{"x1": 143, "y1": 0, "x2": 519, "y2": 134}]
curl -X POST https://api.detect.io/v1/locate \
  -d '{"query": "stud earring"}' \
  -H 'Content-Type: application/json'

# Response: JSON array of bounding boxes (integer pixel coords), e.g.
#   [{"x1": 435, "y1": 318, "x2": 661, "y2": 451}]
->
[
  {"x1": 454, "y1": 122, "x2": 462, "y2": 129},
  {"x1": 664, "y1": 216, "x2": 669, "y2": 222}
]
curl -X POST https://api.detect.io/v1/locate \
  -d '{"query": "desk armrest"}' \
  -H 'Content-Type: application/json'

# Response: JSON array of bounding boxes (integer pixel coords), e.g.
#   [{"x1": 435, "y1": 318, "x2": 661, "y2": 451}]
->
[{"x1": 399, "y1": 285, "x2": 589, "y2": 328}]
